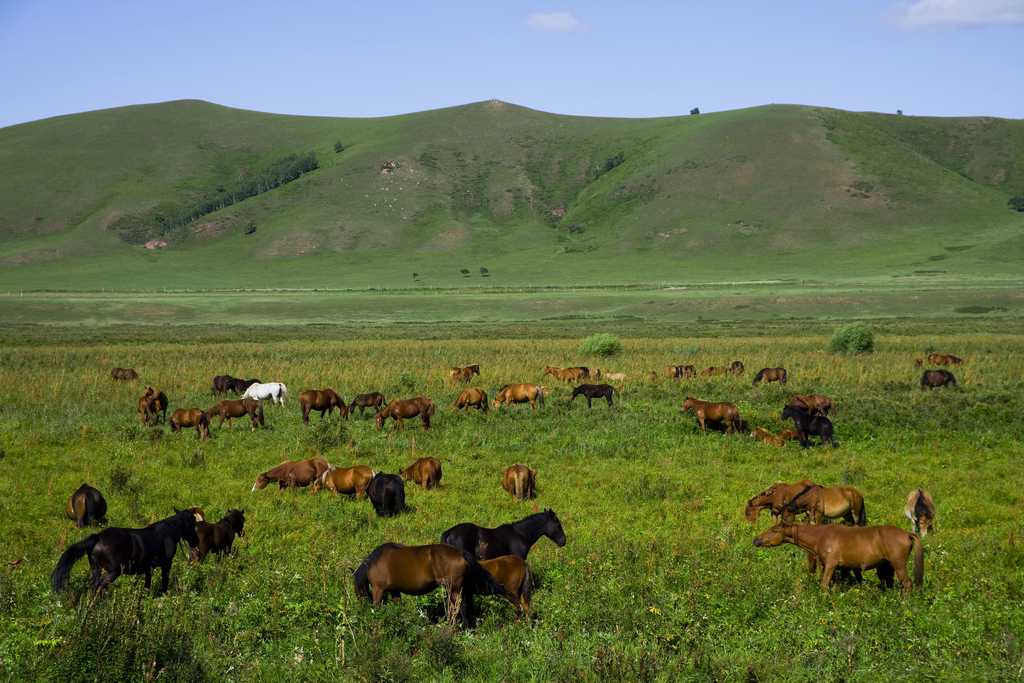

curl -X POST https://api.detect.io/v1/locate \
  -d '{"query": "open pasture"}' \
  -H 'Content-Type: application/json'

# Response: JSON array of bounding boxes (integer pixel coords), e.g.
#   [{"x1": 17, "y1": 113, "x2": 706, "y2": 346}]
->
[{"x1": 0, "y1": 326, "x2": 1022, "y2": 681}]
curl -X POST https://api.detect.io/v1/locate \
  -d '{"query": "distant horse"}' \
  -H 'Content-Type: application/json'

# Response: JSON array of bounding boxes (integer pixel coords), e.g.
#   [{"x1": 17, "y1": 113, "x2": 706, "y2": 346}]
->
[
  {"x1": 450, "y1": 364, "x2": 480, "y2": 383},
  {"x1": 351, "y1": 392, "x2": 387, "y2": 418},
  {"x1": 905, "y1": 489, "x2": 936, "y2": 537},
  {"x1": 664, "y1": 365, "x2": 696, "y2": 379},
  {"x1": 754, "y1": 523, "x2": 923, "y2": 593},
  {"x1": 207, "y1": 398, "x2": 264, "y2": 431},
  {"x1": 492, "y1": 383, "x2": 548, "y2": 409},
  {"x1": 137, "y1": 387, "x2": 168, "y2": 425},
  {"x1": 376, "y1": 397, "x2": 435, "y2": 430},
  {"x1": 311, "y1": 465, "x2": 376, "y2": 498},
  {"x1": 701, "y1": 366, "x2": 729, "y2": 378},
  {"x1": 752, "y1": 367, "x2": 787, "y2": 386},
  {"x1": 543, "y1": 366, "x2": 586, "y2": 382},
  {"x1": 110, "y1": 367, "x2": 138, "y2": 381},
  {"x1": 242, "y1": 381, "x2": 288, "y2": 406},
  {"x1": 170, "y1": 408, "x2": 210, "y2": 440},
  {"x1": 921, "y1": 369, "x2": 956, "y2": 391},
  {"x1": 750, "y1": 427, "x2": 785, "y2": 447},
  {"x1": 224, "y1": 377, "x2": 261, "y2": 395},
  {"x1": 399, "y1": 457, "x2": 442, "y2": 491},
  {"x1": 571, "y1": 383, "x2": 620, "y2": 408},
  {"x1": 453, "y1": 388, "x2": 488, "y2": 413},
  {"x1": 744, "y1": 479, "x2": 817, "y2": 523},
  {"x1": 913, "y1": 359, "x2": 924, "y2": 369},
  {"x1": 502, "y1": 464, "x2": 537, "y2": 501},
  {"x1": 788, "y1": 394, "x2": 835, "y2": 417},
  {"x1": 211, "y1": 375, "x2": 234, "y2": 394},
  {"x1": 51, "y1": 508, "x2": 199, "y2": 597},
  {"x1": 650, "y1": 370, "x2": 658, "y2": 383},
  {"x1": 731, "y1": 361, "x2": 745, "y2": 375},
  {"x1": 681, "y1": 397, "x2": 741, "y2": 434},
  {"x1": 299, "y1": 389, "x2": 348, "y2": 424},
  {"x1": 604, "y1": 372, "x2": 626, "y2": 382},
  {"x1": 353, "y1": 543, "x2": 508, "y2": 629},
  {"x1": 780, "y1": 484, "x2": 867, "y2": 526},
  {"x1": 366, "y1": 472, "x2": 407, "y2": 517},
  {"x1": 251, "y1": 458, "x2": 329, "y2": 492},
  {"x1": 66, "y1": 483, "x2": 107, "y2": 528},
  {"x1": 780, "y1": 405, "x2": 835, "y2": 447},
  {"x1": 440, "y1": 509, "x2": 567, "y2": 561},
  {"x1": 477, "y1": 556, "x2": 533, "y2": 616},
  {"x1": 187, "y1": 509, "x2": 245, "y2": 562},
  {"x1": 928, "y1": 353, "x2": 963, "y2": 366}
]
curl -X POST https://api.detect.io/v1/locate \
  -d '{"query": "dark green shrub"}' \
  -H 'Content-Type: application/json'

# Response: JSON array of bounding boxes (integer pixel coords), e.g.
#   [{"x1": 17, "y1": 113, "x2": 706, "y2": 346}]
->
[
  {"x1": 580, "y1": 333, "x2": 622, "y2": 356},
  {"x1": 828, "y1": 322, "x2": 874, "y2": 355},
  {"x1": 299, "y1": 419, "x2": 349, "y2": 454}
]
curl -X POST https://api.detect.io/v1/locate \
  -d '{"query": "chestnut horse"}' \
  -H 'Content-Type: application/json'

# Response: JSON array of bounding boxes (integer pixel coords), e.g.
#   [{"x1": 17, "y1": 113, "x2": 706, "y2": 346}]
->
[
  {"x1": 450, "y1": 364, "x2": 480, "y2": 383},
  {"x1": 299, "y1": 389, "x2": 348, "y2": 424},
  {"x1": 905, "y1": 489, "x2": 936, "y2": 537},
  {"x1": 492, "y1": 383, "x2": 548, "y2": 409},
  {"x1": 780, "y1": 484, "x2": 867, "y2": 526},
  {"x1": 66, "y1": 483, "x2": 107, "y2": 528},
  {"x1": 543, "y1": 366, "x2": 586, "y2": 382},
  {"x1": 187, "y1": 509, "x2": 245, "y2": 562},
  {"x1": 110, "y1": 367, "x2": 138, "y2": 381},
  {"x1": 137, "y1": 387, "x2": 168, "y2": 425},
  {"x1": 251, "y1": 458, "x2": 329, "y2": 492},
  {"x1": 750, "y1": 427, "x2": 786, "y2": 447},
  {"x1": 376, "y1": 397, "x2": 435, "y2": 430},
  {"x1": 207, "y1": 398, "x2": 264, "y2": 431},
  {"x1": 752, "y1": 367, "x2": 787, "y2": 386},
  {"x1": 928, "y1": 353, "x2": 963, "y2": 366},
  {"x1": 921, "y1": 369, "x2": 956, "y2": 391},
  {"x1": 754, "y1": 523, "x2": 923, "y2": 593},
  {"x1": 788, "y1": 394, "x2": 835, "y2": 417},
  {"x1": 311, "y1": 465, "x2": 375, "y2": 498},
  {"x1": 477, "y1": 556, "x2": 533, "y2": 616},
  {"x1": 731, "y1": 361, "x2": 745, "y2": 374},
  {"x1": 681, "y1": 397, "x2": 741, "y2": 434},
  {"x1": 453, "y1": 387, "x2": 488, "y2": 413},
  {"x1": 664, "y1": 365, "x2": 696, "y2": 379},
  {"x1": 353, "y1": 543, "x2": 508, "y2": 629},
  {"x1": 170, "y1": 408, "x2": 210, "y2": 440},
  {"x1": 744, "y1": 480, "x2": 817, "y2": 523},
  {"x1": 502, "y1": 464, "x2": 537, "y2": 500},
  {"x1": 351, "y1": 392, "x2": 387, "y2": 418},
  {"x1": 399, "y1": 457, "x2": 442, "y2": 491}
]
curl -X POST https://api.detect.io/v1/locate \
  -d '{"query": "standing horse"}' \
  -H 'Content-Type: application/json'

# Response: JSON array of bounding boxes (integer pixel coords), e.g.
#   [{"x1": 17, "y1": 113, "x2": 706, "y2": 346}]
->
[
  {"x1": 744, "y1": 480, "x2": 817, "y2": 523},
  {"x1": 211, "y1": 375, "x2": 235, "y2": 394},
  {"x1": 242, "y1": 382, "x2": 288, "y2": 406},
  {"x1": 207, "y1": 398, "x2": 264, "y2": 431},
  {"x1": 170, "y1": 408, "x2": 210, "y2": 440},
  {"x1": 780, "y1": 405, "x2": 835, "y2": 447},
  {"x1": 921, "y1": 369, "x2": 956, "y2": 391},
  {"x1": 780, "y1": 484, "x2": 867, "y2": 526},
  {"x1": 492, "y1": 383, "x2": 548, "y2": 409},
  {"x1": 351, "y1": 392, "x2": 387, "y2": 418},
  {"x1": 366, "y1": 472, "x2": 407, "y2": 517},
  {"x1": 224, "y1": 377, "x2": 261, "y2": 395},
  {"x1": 752, "y1": 368, "x2": 787, "y2": 386},
  {"x1": 251, "y1": 458, "x2": 329, "y2": 492},
  {"x1": 66, "y1": 484, "x2": 107, "y2": 528},
  {"x1": 570, "y1": 383, "x2": 620, "y2": 408},
  {"x1": 477, "y1": 556, "x2": 533, "y2": 616},
  {"x1": 312, "y1": 465, "x2": 376, "y2": 498},
  {"x1": 299, "y1": 389, "x2": 348, "y2": 424},
  {"x1": 110, "y1": 367, "x2": 138, "y2": 381},
  {"x1": 664, "y1": 365, "x2": 696, "y2": 379},
  {"x1": 399, "y1": 457, "x2": 442, "y2": 491},
  {"x1": 681, "y1": 397, "x2": 741, "y2": 434},
  {"x1": 731, "y1": 361, "x2": 745, "y2": 375},
  {"x1": 353, "y1": 543, "x2": 508, "y2": 629},
  {"x1": 502, "y1": 465, "x2": 537, "y2": 501},
  {"x1": 788, "y1": 394, "x2": 835, "y2": 417},
  {"x1": 376, "y1": 397, "x2": 435, "y2": 430},
  {"x1": 928, "y1": 353, "x2": 963, "y2": 366},
  {"x1": 905, "y1": 489, "x2": 936, "y2": 536},
  {"x1": 51, "y1": 508, "x2": 199, "y2": 597},
  {"x1": 543, "y1": 366, "x2": 586, "y2": 382},
  {"x1": 187, "y1": 509, "x2": 245, "y2": 562},
  {"x1": 453, "y1": 388, "x2": 488, "y2": 413},
  {"x1": 137, "y1": 388, "x2": 168, "y2": 425},
  {"x1": 440, "y1": 509, "x2": 567, "y2": 561},
  {"x1": 450, "y1": 364, "x2": 480, "y2": 383}
]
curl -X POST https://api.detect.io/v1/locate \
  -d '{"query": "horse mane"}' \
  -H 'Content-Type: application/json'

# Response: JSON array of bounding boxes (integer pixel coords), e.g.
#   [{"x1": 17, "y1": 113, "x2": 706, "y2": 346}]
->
[
  {"x1": 150, "y1": 508, "x2": 196, "y2": 537},
  {"x1": 913, "y1": 490, "x2": 931, "y2": 518},
  {"x1": 753, "y1": 369, "x2": 766, "y2": 383},
  {"x1": 509, "y1": 509, "x2": 557, "y2": 536},
  {"x1": 783, "y1": 485, "x2": 818, "y2": 512}
]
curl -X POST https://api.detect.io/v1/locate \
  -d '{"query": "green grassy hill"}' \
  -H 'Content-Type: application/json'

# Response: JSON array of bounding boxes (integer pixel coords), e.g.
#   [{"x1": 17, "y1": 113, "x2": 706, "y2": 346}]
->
[{"x1": 1, "y1": 100, "x2": 1022, "y2": 290}]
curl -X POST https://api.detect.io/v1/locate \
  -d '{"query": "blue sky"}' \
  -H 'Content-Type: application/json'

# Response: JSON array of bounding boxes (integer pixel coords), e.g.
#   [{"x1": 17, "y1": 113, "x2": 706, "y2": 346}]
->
[{"x1": 1, "y1": 0, "x2": 1021, "y2": 129}]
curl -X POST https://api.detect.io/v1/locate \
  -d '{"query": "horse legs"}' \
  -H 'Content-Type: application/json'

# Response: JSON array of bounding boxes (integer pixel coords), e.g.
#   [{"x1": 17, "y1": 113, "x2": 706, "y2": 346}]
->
[
  {"x1": 876, "y1": 562, "x2": 896, "y2": 590},
  {"x1": 819, "y1": 561, "x2": 838, "y2": 590},
  {"x1": 586, "y1": 397, "x2": 592, "y2": 408}
]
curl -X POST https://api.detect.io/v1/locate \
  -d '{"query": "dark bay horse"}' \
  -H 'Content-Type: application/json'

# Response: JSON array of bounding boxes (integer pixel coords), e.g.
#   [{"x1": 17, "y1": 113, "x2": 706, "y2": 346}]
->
[
  {"x1": 681, "y1": 397, "x2": 741, "y2": 434},
  {"x1": 780, "y1": 484, "x2": 867, "y2": 526},
  {"x1": 299, "y1": 389, "x2": 348, "y2": 424},
  {"x1": 492, "y1": 383, "x2": 548, "y2": 409},
  {"x1": 111, "y1": 367, "x2": 138, "y2": 381},
  {"x1": 225, "y1": 377, "x2": 261, "y2": 395},
  {"x1": 137, "y1": 388, "x2": 168, "y2": 425},
  {"x1": 731, "y1": 360, "x2": 745, "y2": 375},
  {"x1": 502, "y1": 464, "x2": 537, "y2": 500},
  {"x1": 905, "y1": 489, "x2": 936, "y2": 537},
  {"x1": 51, "y1": 508, "x2": 199, "y2": 596},
  {"x1": 367, "y1": 472, "x2": 407, "y2": 517},
  {"x1": 66, "y1": 483, "x2": 107, "y2": 528},
  {"x1": 752, "y1": 367, "x2": 787, "y2": 386},
  {"x1": 453, "y1": 387, "x2": 488, "y2": 413},
  {"x1": 207, "y1": 398, "x2": 264, "y2": 431},
  {"x1": 399, "y1": 457, "x2": 442, "y2": 491},
  {"x1": 187, "y1": 509, "x2": 245, "y2": 562},
  {"x1": 211, "y1": 375, "x2": 234, "y2": 394},
  {"x1": 252, "y1": 458, "x2": 329, "y2": 492},
  {"x1": 170, "y1": 408, "x2": 210, "y2": 440},
  {"x1": 664, "y1": 365, "x2": 696, "y2": 379},
  {"x1": 312, "y1": 465, "x2": 376, "y2": 498},
  {"x1": 921, "y1": 369, "x2": 956, "y2": 391},
  {"x1": 780, "y1": 405, "x2": 835, "y2": 447},
  {"x1": 351, "y1": 392, "x2": 387, "y2": 418},
  {"x1": 376, "y1": 397, "x2": 435, "y2": 430},
  {"x1": 353, "y1": 543, "x2": 508, "y2": 629},
  {"x1": 744, "y1": 480, "x2": 817, "y2": 523},
  {"x1": 788, "y1": 394, "x2": 835, "y2": 417},
  {"x1": 928, "y1": 353, "x2": 963, "y2": 366},
  {"x1": 571, "y1": 383, "x2": 620, "y2": 408},
  {"x1": 440, "y1": 509, "x2": 566, "y2": 561}
]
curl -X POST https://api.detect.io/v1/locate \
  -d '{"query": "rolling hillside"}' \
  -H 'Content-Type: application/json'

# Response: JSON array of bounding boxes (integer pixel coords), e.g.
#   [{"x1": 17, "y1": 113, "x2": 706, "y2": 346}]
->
[{"x1": 0, "y1": 100, "x2": 1022, "y2": 290}]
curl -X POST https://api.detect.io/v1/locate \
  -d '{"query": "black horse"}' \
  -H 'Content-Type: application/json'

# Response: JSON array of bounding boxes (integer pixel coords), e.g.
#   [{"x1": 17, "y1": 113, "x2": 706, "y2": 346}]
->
[
  {"x1": 440, "y1": 508, "x2": 567, "y2": 560},
  {"x1": 921, "y1": 369, "x2": 956, "y2": 392},
  {"x1": 571, "y1": 383, "x2": 620, "y2": 408},
  {"x1": 351, "y1": 392, "x2": 387, "y2": 418},
  {"x1": 781, "y1": 405, "x2": 835, "y2": 448},
  {"x1": 51, "y1": 508, "x2": 199, "y2": 596},
  {"x1": 211, "y1": 375, "x2": 234, "y2": 394},
  {"x1": 217, "y1": 377, "x2": 261, "y2": 395},
  {"x1": 367, "y1": 472, "x2": 407, "y2": 517}
]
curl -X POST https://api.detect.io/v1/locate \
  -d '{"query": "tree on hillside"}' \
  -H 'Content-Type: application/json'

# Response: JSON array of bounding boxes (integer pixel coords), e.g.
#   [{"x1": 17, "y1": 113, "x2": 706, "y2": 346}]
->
[
  {"x1": 690, "y1": 107, "x2": 700, "y2": 115},
  {"x1": 334, "y1": 141, "x2": 344, "y2": 153},
  {"x1": 460, "y1": 269, "x2": 470, "y2": 277},
  {"x1": 480, "y1": 267, "x2": 489, "y2": 277},
  {"x1": 1009, "y1": 193, "x2": 1024, "y2": 212}
]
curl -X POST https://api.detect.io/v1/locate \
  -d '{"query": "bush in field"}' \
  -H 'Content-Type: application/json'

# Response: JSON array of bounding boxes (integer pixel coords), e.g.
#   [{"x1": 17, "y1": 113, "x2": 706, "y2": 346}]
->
[
  {"x1": 299, "y1": 419, "x2": 349, "y2": 454},
  {"x1": 829, "y1": 322, "x2": 874, "y2": 355},
  {"x1": 580, "y1": 333, "x2": 622, "y2": 356}
]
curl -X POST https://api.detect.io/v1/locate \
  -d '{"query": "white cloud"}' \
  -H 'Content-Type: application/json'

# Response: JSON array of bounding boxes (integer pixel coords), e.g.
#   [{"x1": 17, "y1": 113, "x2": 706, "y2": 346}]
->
[
  {"x1": 885, "y1": 0, "x2": 1024, "y2": 30},
  {"x1": 526, "y1": 12, "x2": 592, "y2": 34}
]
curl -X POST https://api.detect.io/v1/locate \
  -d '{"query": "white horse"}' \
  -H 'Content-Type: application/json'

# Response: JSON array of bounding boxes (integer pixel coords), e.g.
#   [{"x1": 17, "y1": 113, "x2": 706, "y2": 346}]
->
[{"x1": 241, "y1": 382, "x2": 289, "y2": 406}]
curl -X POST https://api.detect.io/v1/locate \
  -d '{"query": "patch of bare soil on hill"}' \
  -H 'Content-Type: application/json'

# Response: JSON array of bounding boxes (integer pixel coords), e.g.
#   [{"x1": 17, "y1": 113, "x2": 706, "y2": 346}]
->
[
  {"x1": 418, "y1": 225, "x2": 468, "y2": 253},
  {"x1": 183, "y1": 219, "x2": 230, "y2": 243},
  {"x1": 255, "y1": 231, "x2": 321, "y2": 259},
  {"x1": 0, "y1": 249, "x2": 64, "y2": 267}
]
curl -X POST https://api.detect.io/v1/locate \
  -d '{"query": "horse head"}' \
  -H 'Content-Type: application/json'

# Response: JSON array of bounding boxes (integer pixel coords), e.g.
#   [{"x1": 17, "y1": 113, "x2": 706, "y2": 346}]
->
[
  {"x1": 251, "y1": 472, "x2": 270, "y2": 492},
  {"x1": 544, "y1": 509, "x2": 567, "y2": 547},
  {"x1": 752, "y1": 524, "x2": 790, "y2": 548}
]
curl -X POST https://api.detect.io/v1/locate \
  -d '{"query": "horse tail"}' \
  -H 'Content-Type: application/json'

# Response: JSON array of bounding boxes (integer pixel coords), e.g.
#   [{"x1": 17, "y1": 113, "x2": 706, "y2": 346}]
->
[
  {"x1": 779, "y1": 369, "x2": 787, "y2": 385},
  {"x1": 515, "y1": 471, "x2": 525, "y2": 500},
  {"x1": 84, "y1": 492, "x2": 95, "y2": 528},
  {"x1": 913, "y1": 534, "x2": 924, "y2": 588},
  {"x1": 858, "y1": 497, "x2": 867, "y2": 526},
  {"x1": 462, "y1": 552, "x2": 509, "y2": 599},
  {"x1": 393, "y1": 482, "x2": 407, "y2": 515},
  {"x1": 256, "y1": 400, "x2": 265, "y2": 427},
  {"x1": 51, "y1": 535, "x2": 99, "y2": 592},
  {"x1": 521, "y1": 563, "x2": 533, "y2": 611},
  {"x1": 538, "y1": 389, "x2": 545, "y2": 408},
  {"x1": 280, "y1": 384, "x2": 288, "y2": 403}
]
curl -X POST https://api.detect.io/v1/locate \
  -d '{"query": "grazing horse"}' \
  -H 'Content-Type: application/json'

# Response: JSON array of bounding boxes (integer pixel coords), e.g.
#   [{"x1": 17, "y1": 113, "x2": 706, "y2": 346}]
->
[
  {"x1": 571, "y1": 383, "x2": 620, "y2": 408},
  {"x1": 477, "y1": 556, "x2": 533, "y2": 616},
  {"x1": 187, "y1": 509, "x2": 245, "y2": 562},
  {"x1": 351, "y1": 392, "x2": 387, "y2": 418},
  {"x1": 731, "y1": 361, "x2": 745, "y2": 375},
  {"x1": 750, "y1": 427, "x2": 786, "y2": 447},
  {"x1": 492, "y1": 383, "x2": 548, "y2": 409},
  {"x1": 681, "y1": 397, "x2": 741, "y2": 434},
  {"x1": 928, "y1": 353, "x2": 963, "y2": 366},
  {"x1": 502, "y1": 464, "x2": 538, "y2": 501},
  {"x1": 780, "y1": 405, "x2": 835, "y2": 447},
  {"x1": 701, "y1": 366, "x2": 729, "y2": 378},
  {"x1": 752, "y1": 367, "x2": 787, "y2": 386},
  {"x1": 543, "y1": 366, "x2": 586, "y2": 382},
  {"x1": 450, "y1": 364, "x2": 480, "y2": 383},
  {"x1": 211, "y1": 375, "x2": 236, "y2": 394},
  {"x1": 788, "y1": 394, "x2": 835, "y2": 417},
  {"x1": 207, "y1": 398, "x2": 264, "y2": 431},
  {"x1": 664, "y1": 365, "x2": 696, "y2": 379},
  {"x1": 366, "y1": 472, "x2": 407, "y2": 517},
  {"x1": 753, "y1": 523, "x2": 923, "y2": 593},
  {"x1": 440, "y1": 509, "x2": 567, "y2": 561},
  {"x1": 921, "y1": 369, "x2": 956, "y2": 391},
  {"x1": 299, "y1": 389, "x2": 348, "y2": 424},
  {"x1": 399, "y1": 457, "x2": 442, "y2": 491},
  {"x1": 453, "y1": 387, "x2": 488, "y2": 413},
  {"x1": 170, "y1": 408, "x2": 210, "y2": 440},
  {"x1": 376, "y1": 397, "x2": 435, "y2": 430},
  {"x1": 224, "y1": 377, "x2": 261, "y2": 395},
  {"x1": 353, "y1": 543, "x2": 508, "y2": 629},
  {"x1": 311, "y1": 465, "x2": 375, "y2": 498},
  {"x1": 66, "y1": 484, "x2": 107, "y2": 528},
  {"x1": 110, "y1": 367, "x2": 138, "y2": 381},
  {"x1": 137, "y1": 388, "x2": 168, "y2": 425},
  {"x1": 51, "y1": 508, "x2": 199, "y2": 597},
  {"x1": 905, "y1": 489, "x2": 936, "y2": 537},
  {"x1": 242, "y1": 381, "x2": 288, "y2": 406},
  {"x1": 780, "y1": 484, "x2": 867, "y2": 526},
  {"x1": 251, "y1": 458, "x2": 329, "y2": 492},
  {"x1": 744, "y1": 480, "x2": 817, "y2": 523}
]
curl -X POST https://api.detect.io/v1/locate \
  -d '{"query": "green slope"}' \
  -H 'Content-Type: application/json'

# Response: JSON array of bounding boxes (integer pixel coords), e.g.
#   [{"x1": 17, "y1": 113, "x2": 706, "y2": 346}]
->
[{"x1": 0, "y1": 100, "x2": 1022, "y2": 290}]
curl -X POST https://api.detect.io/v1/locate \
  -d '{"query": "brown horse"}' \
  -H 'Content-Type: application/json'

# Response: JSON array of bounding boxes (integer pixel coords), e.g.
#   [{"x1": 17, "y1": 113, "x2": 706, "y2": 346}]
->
[
  {"x1": 905, "y1": 489, "x2": 936, "y2": 537},
  {"x1": 251, "y1": 458, "x2": 329, "y2": 492},
  {"x1": 66, "y1": 483, "x2": 107, "y2": 528},
  {"x1": 731, "y1": 361, "x2": 745, "y2": 375},
  {"x1": 376, "y1": 397, "x2": 435, "y2": 430},
  {"x1": 110, "y1": 367, "x2": 138, "y2": 380},
  {"x1": 928, "y1": 353, "x2": 963, "y2": 366},
  {"x1": 311, "y1": 465, "x2": 376, "y2": 498},
  {"x1": 664, "y1": 365, "x2": 696, "y2": 379},
  {"x1": 299, "y1": 389, "x2": 348, "y2": 424},
  {"x1": 701, "y1": 366, "x2": 729, "y2": 378},
  {"x1": 744, "y1": 480, "x2": 817, "y2": 523},
  {"x1": 753, "y1": 523, "x2": 924, "y2": 593},
  {"x1": 493, "y1": 383, "x2": 548, "y2": 409},
  {"x1": 921, "y1": 369, "x2": 956, "y2": 391},
  {"x1": 750, "y1": 427, "x2": 786, "y2": 447},
  {"x1": 780, "y1": 485, "x2": 867, "y2": 526},
  {"x1": 477, "y1": 556, "x2": 533, "y2": 616},
  {"x1": 502, "y1": 464, "x2": 537, "y2": 500},
  {"x1": 752, "y1": 367, "x2": 787, "y2": 386},
  {"x1": 453, "y1": 387, "x2": 488, "y2": 413},
  {"x1": 681, "y1": 397, "x2": 741, "y2": 434},
  {"x1": 913, "y1": 358, "x2": 924, "y2": 369},
  {"x1": 543, "y1": 366, "x2": 586, "y2": 382},
  {"x1": 353, "y1": 543, "x2": 508, "y2": 629},
  {"x1": 170, "y1": 408, "x2": 210, "y2": 440},
  {"x1": 788, "y1": 394, "x2": 836, "y2": 417},
  {"x1": 777, "y1": 429, "x2": 800, "y2": 441},
  {"x1": 206, "y1": 398, "x2": 264, "y2": 431},
  {"x1": 399, "y1": 457, "x2": 443, "y2": 491},
  {"x1": 137, "y1": 388, "x2": 168, "y2": 425},
  {"x1": 351, "y1": 392, "x2": 387, "y2": 418},
  {"x1": 187, "y1": 509, "x2": 245, "y2": 562},
  {"x1": 450, "y1": 364, "x2": 481, "y2": 383}
]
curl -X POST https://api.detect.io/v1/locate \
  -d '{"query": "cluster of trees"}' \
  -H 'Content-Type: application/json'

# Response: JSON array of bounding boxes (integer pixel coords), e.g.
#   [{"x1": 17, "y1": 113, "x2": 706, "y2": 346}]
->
[{"x1": 1009, "y1": 191, "x2": 1024, "y2": 212}]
